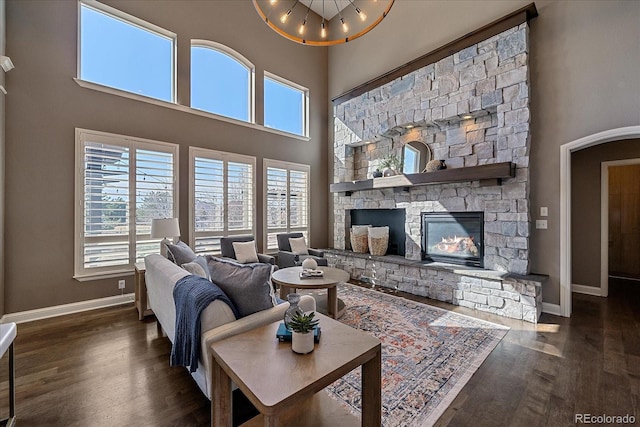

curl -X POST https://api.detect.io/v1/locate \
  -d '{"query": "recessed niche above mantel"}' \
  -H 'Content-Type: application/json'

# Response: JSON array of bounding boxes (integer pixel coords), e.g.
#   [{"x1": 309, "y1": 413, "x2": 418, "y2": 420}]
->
[
  {"x1": 330, "y1": 162, "x2": 515, "y2": 194},
  {"x1": 344, "y1": 111, "x2": 493, "y2": 148}
]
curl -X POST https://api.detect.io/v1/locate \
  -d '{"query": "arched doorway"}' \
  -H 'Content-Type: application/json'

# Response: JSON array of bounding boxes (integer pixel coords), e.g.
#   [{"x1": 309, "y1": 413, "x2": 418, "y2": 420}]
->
[{"x1": 559, "y1": 126, "x2": 640, "y2": 317}]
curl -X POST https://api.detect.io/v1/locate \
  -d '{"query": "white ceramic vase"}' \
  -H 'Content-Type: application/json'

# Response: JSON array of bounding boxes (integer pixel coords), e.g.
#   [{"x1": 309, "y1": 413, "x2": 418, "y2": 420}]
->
[
  {"x1": 301, "y1": 257, "x2": 318, "y2": 270},
  {"x1": 292, "y1": 331, "x2": 315, "y2": 354}
]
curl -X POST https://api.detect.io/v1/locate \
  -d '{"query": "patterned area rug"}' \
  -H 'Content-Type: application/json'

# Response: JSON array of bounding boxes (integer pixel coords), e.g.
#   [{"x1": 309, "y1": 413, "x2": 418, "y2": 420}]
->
[{"x1": 325, "y1": 283, "x2": 509, "y2": 427}]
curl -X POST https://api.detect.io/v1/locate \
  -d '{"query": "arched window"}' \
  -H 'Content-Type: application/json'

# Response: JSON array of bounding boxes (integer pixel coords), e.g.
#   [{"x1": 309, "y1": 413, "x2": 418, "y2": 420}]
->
[{"x1": 191, "y1": 40, "x2": 254, "y2": 123}]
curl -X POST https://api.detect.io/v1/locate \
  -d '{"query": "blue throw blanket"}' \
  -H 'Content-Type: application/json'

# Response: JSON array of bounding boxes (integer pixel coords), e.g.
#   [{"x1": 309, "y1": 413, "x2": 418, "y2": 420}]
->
[{"x1": 171, "y1": 275, "x2": 239, "y2": 372}]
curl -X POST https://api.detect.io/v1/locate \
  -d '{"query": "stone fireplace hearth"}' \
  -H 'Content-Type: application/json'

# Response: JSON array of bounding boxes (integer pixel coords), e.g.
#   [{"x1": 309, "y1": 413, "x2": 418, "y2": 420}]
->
[{"x1": 329, "y1": 19, "x2": 545, "y2": 323}]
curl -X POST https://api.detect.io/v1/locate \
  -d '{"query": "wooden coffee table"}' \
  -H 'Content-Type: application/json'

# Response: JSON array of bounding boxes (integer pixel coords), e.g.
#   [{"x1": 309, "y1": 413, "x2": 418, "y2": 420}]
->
[
  {"x1": 210, "y1": 313, "x2": 381, "y2": 427},
  {"x1": 272, "y1": 266, "x2": 350, "y2": 319}
]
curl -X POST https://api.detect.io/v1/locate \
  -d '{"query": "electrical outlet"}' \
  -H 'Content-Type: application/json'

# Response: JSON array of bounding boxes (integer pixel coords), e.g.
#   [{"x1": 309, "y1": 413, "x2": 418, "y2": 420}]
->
[
  {"x1": 535, "y1": 220, "x2": 548, "y2": 229},
  {"x1": 540, "y1": 206, "x2": 548, "y2": 217},
  {"x1": 118, "y1": 279, "x2": 126, "y2": 289}
]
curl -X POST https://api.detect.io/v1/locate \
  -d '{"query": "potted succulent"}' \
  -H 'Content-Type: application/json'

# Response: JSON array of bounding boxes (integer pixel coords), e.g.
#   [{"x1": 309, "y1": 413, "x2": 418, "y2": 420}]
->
[
  {"x1": 379, "y1": 154, "x2": 403, "y2": 177},
  {"x1": 289, "y1": 311, "x2": 319, "y2": 354}
]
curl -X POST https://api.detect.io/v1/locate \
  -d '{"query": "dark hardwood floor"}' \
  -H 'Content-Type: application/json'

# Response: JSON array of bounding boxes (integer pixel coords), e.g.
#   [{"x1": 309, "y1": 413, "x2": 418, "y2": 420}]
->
[{"x1": 0, "y1": 279, "x2": 637, "y2": 426}]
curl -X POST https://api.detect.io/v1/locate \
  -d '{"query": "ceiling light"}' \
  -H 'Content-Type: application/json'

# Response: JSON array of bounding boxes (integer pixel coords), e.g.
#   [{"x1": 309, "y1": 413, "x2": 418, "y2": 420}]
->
[
  {"x1": 0, "y1": 56, "x2": 14, "y2": 72},
  {"x1": 462, "y1": 115, "x2": 473, "y2": 119},
  {"x1": 253, "y1": 0, "x2": 394, "y2": 46}
]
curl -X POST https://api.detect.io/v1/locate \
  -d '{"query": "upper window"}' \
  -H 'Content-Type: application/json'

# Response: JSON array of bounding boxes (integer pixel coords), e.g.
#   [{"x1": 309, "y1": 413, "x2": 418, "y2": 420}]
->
[
  {"x1": 264, "y1": 72, "x2": 308, "y2": 137},
  {"x1": 75, "y1": 129, "x2": 178, "y2": 279},
  {"x1": 79, "y1": 0, "x2": 176, "y2": 102},
  {"x1": 190, "y1": 148, "x2": 256, "y2": 254},
  {"x1": 191, "y1": 41, "x2": 254, "y2": 123},
  {"x1": 264, "y1": 159, "x2": 310, "y2": 251}
]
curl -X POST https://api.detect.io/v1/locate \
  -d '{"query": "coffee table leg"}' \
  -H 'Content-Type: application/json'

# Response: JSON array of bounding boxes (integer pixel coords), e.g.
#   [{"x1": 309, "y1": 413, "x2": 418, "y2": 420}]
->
[
  {"x1": 280, "y1": 285, "x2": 294, "y2": 300},
  {"x1": 327, "y1": 286, "x2": 338, "y2": 319},
  {"x1": 211, "y1": 355, "x2": 232, "y2": 427},
  {"x1": 361, "y1": 346, "x2": 382, "y2": 427}
]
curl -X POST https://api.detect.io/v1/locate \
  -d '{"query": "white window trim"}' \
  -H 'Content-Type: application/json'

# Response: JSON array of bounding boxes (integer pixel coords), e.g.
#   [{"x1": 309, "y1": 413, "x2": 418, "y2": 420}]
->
[
  {"x1": 191, "y1": 40, "x2": 256, "y2": 124},
  {"x1": 74, "y1": 128, "x2": 179, "y2": 281},
  {"x1": 189, "y1": 147, "x2": 257, "y2": 254},
  {"x1": 264, "y1": 71, "x2": 310, "y2": 138},
  {"x1": 263, "y1": 159, "x2": 311, "y2": 253},
  {"x1": 78, "y1": 0, "x2": 177, "y2": 103}
]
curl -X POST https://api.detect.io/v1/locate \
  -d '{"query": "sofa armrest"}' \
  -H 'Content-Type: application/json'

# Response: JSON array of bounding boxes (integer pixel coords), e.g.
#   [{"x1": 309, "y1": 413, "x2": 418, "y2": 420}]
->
[
  {"x1": 201, "y1": 294, "x2": 315, "y2": 348},
  {"x1": 257, "y1": 253, "x2": 276, "y2": 265},
  {"x1": 308, "y1": 248, "x2": 324, "y2": 257}
]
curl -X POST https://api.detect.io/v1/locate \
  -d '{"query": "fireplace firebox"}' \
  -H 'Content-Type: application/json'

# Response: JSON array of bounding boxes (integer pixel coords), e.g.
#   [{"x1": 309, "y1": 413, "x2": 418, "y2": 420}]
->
[
  {"x1": 421, "y1": 212, "x2": 484, "y2": 267},
  {"x1": 349, "y1": 208, "x2": 406, "y2": 256}
]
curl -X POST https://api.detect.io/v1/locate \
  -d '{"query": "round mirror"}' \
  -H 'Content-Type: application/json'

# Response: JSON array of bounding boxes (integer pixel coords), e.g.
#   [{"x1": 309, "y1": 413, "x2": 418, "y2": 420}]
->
[{"x1": 402, "y1": 141, "x2": 432, "y2": 174}]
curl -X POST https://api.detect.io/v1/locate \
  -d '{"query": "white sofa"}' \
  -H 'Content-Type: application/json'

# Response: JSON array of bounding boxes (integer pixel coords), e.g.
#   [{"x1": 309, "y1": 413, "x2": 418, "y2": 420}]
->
[{"x1": 144, "y1": 254, "x2": 316, "y2": 398}]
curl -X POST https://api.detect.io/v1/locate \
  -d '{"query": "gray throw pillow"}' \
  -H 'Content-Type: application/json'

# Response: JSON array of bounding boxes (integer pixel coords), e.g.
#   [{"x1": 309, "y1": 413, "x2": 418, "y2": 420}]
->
[
  {"x1": 166, "y1": 240, "x2": 197, "y2": 265},
  {"x1": 193, "y1": 255, "x2": 211, "y2": 281},
  {"x1": 181, "y1": 260, "x2": 208, "y2": 280},
  {"x1": 206, "y1": 256, "x2": 276, "y2": 318}
]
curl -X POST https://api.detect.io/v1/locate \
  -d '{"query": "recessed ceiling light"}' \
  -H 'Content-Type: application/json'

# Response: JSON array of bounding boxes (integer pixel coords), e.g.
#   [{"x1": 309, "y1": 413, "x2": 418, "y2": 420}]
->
[{"x1": 462, "y1": 115, "x2": 472, "y2": 120}]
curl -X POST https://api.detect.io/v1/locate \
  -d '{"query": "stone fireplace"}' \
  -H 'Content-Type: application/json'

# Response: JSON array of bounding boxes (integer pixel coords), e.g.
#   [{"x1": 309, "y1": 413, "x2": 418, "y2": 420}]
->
[{"x1": 327, "y1": 18, "x2": 546, "y2": 323}]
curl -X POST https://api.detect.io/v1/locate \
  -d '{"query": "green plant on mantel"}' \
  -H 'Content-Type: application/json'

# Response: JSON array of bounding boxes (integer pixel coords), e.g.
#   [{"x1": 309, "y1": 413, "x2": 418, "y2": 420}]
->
[
  {"x1": 380, "y1": 153, "x2": 402, "y2": 171},
  {"x1": 288, "y1": 311, "x2": 319, "y2": 334}
]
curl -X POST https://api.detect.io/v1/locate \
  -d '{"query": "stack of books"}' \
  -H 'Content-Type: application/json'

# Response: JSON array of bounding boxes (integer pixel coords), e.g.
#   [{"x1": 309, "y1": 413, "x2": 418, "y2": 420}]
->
[
  {"x1": 299, "y1": 269, "x2": 324, "y2": 278},
  {"x1": 276, "y1": 323, "x2": 321, "y2": 342}
]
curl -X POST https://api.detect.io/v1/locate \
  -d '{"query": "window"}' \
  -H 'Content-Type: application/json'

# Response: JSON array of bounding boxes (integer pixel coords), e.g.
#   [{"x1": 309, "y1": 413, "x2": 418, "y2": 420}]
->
[
  {"x1": 79, "y1": 0, "x2": 175, "y2": 102},
  {"x1": 264, "y1": 72, "x2": 308, "y2": 136},
  {"x1": 191, "y1": 41, "x2": 254, "y2": 122},
  {"x1": 75, "y1": 129, "x2": 178, "y2": 279},
  {"x1": 190, "y1": 148, "x2": 255, "y2": 254},
  {"x1": 264, "y1": 160, "x2": 310, "y2": 251}
]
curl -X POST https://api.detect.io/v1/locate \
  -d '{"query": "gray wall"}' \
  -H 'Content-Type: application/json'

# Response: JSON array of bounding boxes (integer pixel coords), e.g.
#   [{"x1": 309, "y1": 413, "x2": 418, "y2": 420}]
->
[
  {"x1": 0, "y1": 0, "x2": 5, "y2": 316},
  {"x1": 4, "y1": 0, "x2": 328, "y2": 312},
  {"x1": 571, "y1": 139, "x2": 640, "y2": 288},
  {"x1": 327, "y1": 0, "x2": 640, "y2": 305}
]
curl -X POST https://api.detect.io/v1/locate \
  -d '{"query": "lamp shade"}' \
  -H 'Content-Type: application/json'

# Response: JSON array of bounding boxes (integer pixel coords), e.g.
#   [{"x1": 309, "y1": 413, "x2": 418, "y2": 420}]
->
[{"x1": 151, "y1": 218, "x2": 180, "y2": 239}]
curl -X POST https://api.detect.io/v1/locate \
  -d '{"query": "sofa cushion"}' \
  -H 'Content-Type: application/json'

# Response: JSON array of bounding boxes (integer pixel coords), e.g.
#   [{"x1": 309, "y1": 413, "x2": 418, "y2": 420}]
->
[
  {"x1": 206, "y1": 256, "x2": 276, "y2": 317},
  {"x1": 167, "y1": 241, "x2": 197, "y2": 265},
  {"x1": 232, "y1": 241, "x2": 259, "y2": 264}
]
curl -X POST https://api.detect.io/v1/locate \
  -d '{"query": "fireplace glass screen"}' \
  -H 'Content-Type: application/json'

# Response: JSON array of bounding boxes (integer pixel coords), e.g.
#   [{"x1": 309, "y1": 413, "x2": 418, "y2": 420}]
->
[{"x1": 421, "y1": 212, "x2": 484, "y2": 267}]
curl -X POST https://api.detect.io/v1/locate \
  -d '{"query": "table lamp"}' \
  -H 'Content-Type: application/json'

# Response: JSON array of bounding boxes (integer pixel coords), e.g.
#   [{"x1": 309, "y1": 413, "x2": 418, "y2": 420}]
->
[{"x1": 151, "y1": 218, "x2": 181, "y2": 257}]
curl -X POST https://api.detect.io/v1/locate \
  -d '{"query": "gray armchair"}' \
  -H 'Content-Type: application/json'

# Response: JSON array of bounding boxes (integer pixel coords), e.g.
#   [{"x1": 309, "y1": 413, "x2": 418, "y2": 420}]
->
[
  {"x1": 220, "y1": 235, "x2": 275, "y2": 265},
  {"x1": 276, "y1": 232, "x2": 328, "y2": 269}
]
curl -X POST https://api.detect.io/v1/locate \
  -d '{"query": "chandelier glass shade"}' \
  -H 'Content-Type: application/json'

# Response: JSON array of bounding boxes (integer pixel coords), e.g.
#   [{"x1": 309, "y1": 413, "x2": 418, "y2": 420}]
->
[{"x1": 252, "y1": 0, "x2": 394, "y2": 46}]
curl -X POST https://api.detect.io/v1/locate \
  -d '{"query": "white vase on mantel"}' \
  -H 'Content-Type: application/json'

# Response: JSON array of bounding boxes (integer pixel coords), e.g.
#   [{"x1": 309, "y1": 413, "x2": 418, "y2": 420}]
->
[{"x1": 292, "y1": 331, "x2": 315, "y2": 354}]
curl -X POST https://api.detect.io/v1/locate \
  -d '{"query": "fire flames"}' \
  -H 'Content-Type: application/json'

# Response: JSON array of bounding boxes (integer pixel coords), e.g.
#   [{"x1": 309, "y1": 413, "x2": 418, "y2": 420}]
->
[{"x1": 431, "y1": 235, "x2": 479, "y2": 256}]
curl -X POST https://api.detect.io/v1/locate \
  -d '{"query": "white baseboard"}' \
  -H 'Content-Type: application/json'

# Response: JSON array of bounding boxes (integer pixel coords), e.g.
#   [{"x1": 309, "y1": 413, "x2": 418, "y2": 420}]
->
[
  {"x1": 542, "y1": 302, "x2": 562, "y2": 317},
  {"x1": 1, "y1": 293, "x2": 135, "y2": 324},
  {"x1": 571, "y1": 284, "x2": 602, "y2": 296}
]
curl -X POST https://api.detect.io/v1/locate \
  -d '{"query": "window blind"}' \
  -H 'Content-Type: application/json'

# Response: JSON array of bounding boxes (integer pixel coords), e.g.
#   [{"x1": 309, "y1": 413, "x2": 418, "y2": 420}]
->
[
  {"x1": 76, "y1": 129, "x2": 178, "y2": 279},
  {"x1": 264, "y1": 161, "x2": 310, "y2": 251},
  {"x1": 191, "y1": 149, "x2": 255, "y2": 254}
]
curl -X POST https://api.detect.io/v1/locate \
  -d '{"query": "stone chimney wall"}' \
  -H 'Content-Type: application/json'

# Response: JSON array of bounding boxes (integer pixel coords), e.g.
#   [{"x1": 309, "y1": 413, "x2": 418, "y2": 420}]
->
[{"x1": 332, "y1": 23, "x2": 531, "y2": 275}]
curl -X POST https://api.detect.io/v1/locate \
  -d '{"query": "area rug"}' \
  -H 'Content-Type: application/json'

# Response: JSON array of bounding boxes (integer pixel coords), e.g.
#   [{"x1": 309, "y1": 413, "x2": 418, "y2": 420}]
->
[{"x1": 325, "y1": 283, "x2": 509, "y2": 427}]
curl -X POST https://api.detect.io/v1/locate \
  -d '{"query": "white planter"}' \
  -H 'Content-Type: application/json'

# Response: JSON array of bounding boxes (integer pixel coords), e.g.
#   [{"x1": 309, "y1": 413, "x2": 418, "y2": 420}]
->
[{"x1": 292, "y1": 331, "x2": 315, "y2": 354}]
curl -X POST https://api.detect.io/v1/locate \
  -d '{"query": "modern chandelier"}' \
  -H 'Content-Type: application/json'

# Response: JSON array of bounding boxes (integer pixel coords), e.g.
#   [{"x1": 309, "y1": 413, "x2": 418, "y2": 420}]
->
[{"x1": 252, "y1": 0, "x2": 395, "y2": 46}]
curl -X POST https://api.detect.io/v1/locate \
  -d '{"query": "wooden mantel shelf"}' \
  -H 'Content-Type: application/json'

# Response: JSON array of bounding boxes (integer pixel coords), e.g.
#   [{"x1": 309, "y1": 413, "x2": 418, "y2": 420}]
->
[{"x1": 330, "y1": 162, "x2": 515, "y2": 194}]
